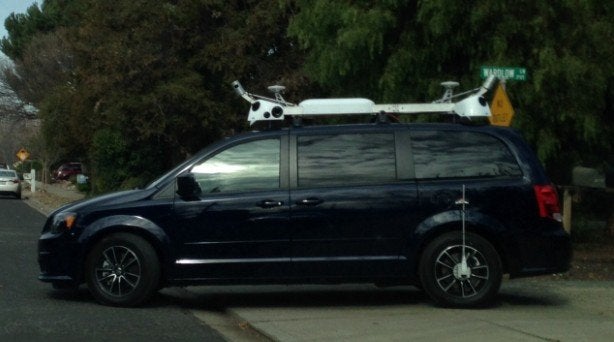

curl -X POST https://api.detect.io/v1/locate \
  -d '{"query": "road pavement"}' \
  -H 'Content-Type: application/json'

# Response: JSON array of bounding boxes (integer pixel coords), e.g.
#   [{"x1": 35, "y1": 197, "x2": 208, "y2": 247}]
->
[{"x1": 0, "y1": 195, "x2": 225, "y2": 341}]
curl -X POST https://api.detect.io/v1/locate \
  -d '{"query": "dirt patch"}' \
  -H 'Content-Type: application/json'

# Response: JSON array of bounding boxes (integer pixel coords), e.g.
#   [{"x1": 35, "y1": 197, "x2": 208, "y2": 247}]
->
[
  {"x1": 556, "y1": 242, "x2": 614, "y2": 281},
  {"x1": 23, "y1": 190, "x2": 71, "y2": 215}
]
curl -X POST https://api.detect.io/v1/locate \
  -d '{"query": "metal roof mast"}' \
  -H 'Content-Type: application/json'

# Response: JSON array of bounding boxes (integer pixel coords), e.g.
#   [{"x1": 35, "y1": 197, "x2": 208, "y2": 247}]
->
[{"x1": 232, "y1": 76, "x2": 497, "y2": 125}]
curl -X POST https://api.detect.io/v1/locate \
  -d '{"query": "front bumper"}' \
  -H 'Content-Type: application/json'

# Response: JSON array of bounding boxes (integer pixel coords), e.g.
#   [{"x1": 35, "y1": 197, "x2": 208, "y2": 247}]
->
[{"x1": 38, "y1": 232, "x2": 83, "y2": 286}]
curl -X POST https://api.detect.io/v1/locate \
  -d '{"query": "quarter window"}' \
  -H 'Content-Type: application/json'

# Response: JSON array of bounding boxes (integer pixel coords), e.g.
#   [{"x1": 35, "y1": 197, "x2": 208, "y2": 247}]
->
[
  {"x1": 411, "y1": 131, "x2": 522, "y2": 179},
  {"x1": 297, "y1": 133, "x2": 396, "y2": 187},
  {"x1": 191, "y1": 138, "x2": 280, "y2": 194}
]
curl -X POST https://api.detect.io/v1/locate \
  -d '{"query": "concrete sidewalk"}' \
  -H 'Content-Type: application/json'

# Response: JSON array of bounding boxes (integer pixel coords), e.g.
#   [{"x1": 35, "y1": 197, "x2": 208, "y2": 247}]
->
[{"x1": 187, "y1": 281, "x2": 614, "y2": 342}]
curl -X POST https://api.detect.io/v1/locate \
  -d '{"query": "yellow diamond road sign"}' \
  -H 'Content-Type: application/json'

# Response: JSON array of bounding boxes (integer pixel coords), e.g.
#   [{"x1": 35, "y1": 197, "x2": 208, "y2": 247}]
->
[
  {"x1": 16, "y1": 148, "x2": 30, "y2": 161},
  {"x1": 489, "y1": 84, "x2": 514, "y2": 127}
]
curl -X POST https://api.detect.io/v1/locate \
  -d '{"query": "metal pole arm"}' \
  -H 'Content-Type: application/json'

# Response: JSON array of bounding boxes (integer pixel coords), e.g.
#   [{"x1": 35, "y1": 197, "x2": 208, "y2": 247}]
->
[{"x1": 234, "y1": 76, "x2": 496, "y2": 125}]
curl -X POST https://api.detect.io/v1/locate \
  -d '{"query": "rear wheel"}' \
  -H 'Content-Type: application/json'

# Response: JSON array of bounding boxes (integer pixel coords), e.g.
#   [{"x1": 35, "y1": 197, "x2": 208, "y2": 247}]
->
[
  {"x1": 419, "y1": 231, "x2": 502, "y2": 307},
  {"x1": 86, "y1": 233, "x2": 160, "y2": 307}
]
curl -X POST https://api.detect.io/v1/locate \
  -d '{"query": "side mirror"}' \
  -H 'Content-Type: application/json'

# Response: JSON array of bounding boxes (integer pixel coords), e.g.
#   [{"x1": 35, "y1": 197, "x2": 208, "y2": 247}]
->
[{"x1": 176, "y1": 173, "x2": 202, "y2": 200}]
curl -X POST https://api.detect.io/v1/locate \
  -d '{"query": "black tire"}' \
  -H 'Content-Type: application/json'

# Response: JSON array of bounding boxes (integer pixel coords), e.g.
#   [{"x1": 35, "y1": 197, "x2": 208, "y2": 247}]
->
[
  {"x1": 85, "y1": 233, "x2": 160, "y2": 307},
  {"x1": 15, "y1": 191, "x2": 21, "y2": 200},
  {"x1": 419, "y1": 231, "x2": 502, "y2": 308}
]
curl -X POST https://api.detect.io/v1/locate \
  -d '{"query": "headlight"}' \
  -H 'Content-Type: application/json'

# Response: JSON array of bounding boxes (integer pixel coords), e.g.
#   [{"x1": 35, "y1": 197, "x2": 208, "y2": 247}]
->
[{"x1": 51, "y1": 212, "x2": 77, "y2": 234}]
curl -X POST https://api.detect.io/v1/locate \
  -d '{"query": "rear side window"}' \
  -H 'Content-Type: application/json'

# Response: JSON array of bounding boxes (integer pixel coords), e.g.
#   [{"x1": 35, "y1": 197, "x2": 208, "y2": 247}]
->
[
  {"x1": 411, "y1": 130, "x2": 522, "y2": 179},
  {"x1": 297, "y1": 133, "x2": 396, "y2": 187}
]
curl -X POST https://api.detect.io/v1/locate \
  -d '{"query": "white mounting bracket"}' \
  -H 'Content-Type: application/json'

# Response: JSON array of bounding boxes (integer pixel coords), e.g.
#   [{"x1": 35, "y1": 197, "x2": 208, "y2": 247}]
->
[{"x1": 233, "y1": 76, "x2": 497, "y2": 125}]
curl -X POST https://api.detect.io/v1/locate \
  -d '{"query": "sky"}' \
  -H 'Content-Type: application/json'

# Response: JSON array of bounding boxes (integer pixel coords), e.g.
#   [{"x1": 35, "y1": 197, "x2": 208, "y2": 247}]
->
[{"x1": 0, "y1": 0, "x2": 40, "y2": 60}]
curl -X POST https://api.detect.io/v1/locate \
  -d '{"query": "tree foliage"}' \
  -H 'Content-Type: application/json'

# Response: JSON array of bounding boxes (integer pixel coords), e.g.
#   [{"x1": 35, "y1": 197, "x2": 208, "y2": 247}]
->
[
  {"x1": 0, "y1": 0, "x2": 77, "y2": 60},
  {"x1": 1, "y1": 0, "x2": 612, "y2": 189},
  {"x1": 2, "y1": 0, "x2": 302, "y2": 192},
  {"x1": 288, "y1": 0, "x2": 613, "y2": 182}
]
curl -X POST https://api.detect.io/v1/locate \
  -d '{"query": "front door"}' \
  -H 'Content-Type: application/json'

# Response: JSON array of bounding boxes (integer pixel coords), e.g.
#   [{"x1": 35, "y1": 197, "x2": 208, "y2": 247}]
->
[{"x1": 173, "y1": 135, "x2": 291, "y2": 280}]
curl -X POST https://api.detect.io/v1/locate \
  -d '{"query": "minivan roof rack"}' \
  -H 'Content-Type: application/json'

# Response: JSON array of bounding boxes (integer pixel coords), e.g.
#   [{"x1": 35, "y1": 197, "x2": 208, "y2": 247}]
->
[{"x1": 233, "y1": 76, "x2": 497, "y2": 125}]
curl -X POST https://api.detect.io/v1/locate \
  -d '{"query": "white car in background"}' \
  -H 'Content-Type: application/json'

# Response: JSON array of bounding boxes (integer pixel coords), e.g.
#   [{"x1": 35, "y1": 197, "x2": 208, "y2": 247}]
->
[{"x1": 0, "y1": 169, "x2": 22, "y2": 199}]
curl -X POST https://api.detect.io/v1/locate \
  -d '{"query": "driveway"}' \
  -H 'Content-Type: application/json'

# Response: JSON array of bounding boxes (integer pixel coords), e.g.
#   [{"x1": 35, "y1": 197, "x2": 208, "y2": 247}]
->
[{"x1": 186, "y1": 280, "x2": 614, "y2": 341}]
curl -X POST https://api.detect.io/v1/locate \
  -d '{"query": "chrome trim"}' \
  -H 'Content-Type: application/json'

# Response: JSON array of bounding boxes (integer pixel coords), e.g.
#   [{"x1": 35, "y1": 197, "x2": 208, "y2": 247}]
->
[
  {"x1": 176, "y1": 255, "x2": 402, "y2": 265},
  {"x1": 293, "y1": 256, "x2": 400, "y2": 262},
  {"x1": 176, "y1": 258, "x2": 289, "y2": 265},
  {"x1": 184, "y1": 240, "x2": 284, "y2": 245}
]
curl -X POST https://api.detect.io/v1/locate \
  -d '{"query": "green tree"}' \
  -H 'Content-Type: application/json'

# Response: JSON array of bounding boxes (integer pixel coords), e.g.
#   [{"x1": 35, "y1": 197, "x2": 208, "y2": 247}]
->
[
  {"x1": 2, "y1": 0, "x2": 304, "y2": 192},
  {"x1": 1, "y1": 0, "x2": 81, "y2": 60},
  {"x1": 89, "y1": 129, "x2": 128, "y2": 191}
]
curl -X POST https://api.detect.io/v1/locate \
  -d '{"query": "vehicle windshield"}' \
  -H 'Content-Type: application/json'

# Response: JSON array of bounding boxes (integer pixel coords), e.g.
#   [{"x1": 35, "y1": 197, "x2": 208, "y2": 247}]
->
[
  {"x1": 145, "y1": 161, "x2": 190, "y2": 189},
  {"x1": 145, "y1": 147, "x2": 211, "y2": 190}
]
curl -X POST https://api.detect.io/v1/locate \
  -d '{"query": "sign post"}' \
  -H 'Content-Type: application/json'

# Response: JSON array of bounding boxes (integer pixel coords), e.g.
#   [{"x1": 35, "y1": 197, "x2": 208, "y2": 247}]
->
[
  {"x1": 16, "y1": 148, "x2": 34, "y2": 192},
  {"x1": 30, "y1": 169, "x2": 36, "y2": 193}
]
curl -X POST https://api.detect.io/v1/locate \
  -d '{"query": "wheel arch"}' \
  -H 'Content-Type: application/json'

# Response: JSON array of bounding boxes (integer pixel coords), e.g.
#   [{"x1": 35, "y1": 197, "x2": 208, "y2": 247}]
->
[
  {"x1": 77, "y1": 215, "x2": 171, "y2": 284},
  {"x1": 406, "y1": 210, "x2": 512, "y2": 278}
]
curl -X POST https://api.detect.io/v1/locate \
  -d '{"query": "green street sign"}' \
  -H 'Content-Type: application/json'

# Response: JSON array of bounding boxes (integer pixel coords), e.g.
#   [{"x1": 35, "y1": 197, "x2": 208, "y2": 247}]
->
[{"x1": 480, "y1": 66, "x2": 527, "y2": 81}]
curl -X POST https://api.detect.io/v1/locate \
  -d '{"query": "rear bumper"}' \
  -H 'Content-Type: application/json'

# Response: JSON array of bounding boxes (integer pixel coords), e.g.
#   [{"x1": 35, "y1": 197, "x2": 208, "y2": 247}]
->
[
  {"x1": 0, "y1": 185, "x2": 21, "y2": 195},
  {"x1": 510, "y1": 227, "x2": 572, "y2": 278}
]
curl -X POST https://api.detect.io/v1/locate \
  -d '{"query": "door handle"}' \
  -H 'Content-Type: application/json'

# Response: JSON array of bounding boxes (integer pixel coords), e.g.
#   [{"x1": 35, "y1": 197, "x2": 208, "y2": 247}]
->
[
  {"x1": 296, "y1": 198, "x2": 324, "y2": 206},
  {"x1": 258, "y1": 200, "x2": 283, "y2": 208}
]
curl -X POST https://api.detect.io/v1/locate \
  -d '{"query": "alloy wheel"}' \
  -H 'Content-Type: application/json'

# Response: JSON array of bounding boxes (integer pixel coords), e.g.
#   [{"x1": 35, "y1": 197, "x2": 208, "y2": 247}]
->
[
  {"x1": 433, "y1": 245, "x2": 490, "y2": 299},
  {"x1": 94, "y1": 245, "x2": 142, "y2": 297}
]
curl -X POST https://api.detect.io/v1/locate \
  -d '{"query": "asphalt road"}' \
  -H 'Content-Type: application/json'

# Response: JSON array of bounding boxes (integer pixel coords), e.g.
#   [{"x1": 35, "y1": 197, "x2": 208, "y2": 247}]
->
[{"x1": 0, "y1": 196, "x2": 224, "y2": 341}]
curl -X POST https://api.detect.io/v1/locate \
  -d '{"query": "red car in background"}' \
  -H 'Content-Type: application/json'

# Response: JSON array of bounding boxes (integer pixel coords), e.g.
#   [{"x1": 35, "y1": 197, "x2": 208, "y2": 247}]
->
[{"x1": 52, "y1": 162, "x2": 83, "y2": 181}]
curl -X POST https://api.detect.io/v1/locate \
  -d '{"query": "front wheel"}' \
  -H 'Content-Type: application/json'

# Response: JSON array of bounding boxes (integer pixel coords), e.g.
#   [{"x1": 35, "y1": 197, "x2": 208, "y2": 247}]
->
[
  {"x1": 419, "y1": 232, "x2": 502, "y2": 307},
  {"x1": 86, "y1": 233, "x2": 160, "y2": 307}
]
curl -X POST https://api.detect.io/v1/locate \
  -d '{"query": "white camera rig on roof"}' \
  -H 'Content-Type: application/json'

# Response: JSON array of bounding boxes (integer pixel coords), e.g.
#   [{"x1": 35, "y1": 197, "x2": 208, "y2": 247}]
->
[{"x1": 233, "y1": 76, "x2": 497, "y2": 125}]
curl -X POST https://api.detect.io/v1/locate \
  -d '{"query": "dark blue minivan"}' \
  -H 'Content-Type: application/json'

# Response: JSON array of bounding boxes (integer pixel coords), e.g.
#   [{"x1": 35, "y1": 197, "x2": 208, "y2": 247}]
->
[{"x1": 38, "y1": 123, "x2": 571, "y2": 307}]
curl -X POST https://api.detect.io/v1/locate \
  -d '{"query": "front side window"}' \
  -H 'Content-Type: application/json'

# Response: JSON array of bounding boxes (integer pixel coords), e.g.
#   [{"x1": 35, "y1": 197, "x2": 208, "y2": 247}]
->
[
  {"x1": 297, "y1": 133, "x2": 396, "y2": 187},
  {"x1": 411, "y1": 130, "x2": 522, "y2": 179},
  {"x1": 191, "y1": 138, "x2": 280, "y2": 194}
]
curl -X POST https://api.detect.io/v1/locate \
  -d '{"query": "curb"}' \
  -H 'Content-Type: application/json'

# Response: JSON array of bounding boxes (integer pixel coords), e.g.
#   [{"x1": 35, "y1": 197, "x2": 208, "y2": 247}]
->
[
  {"x1": 22, "y1": 192, "x2": 54, "y2": 217},
  {"x1": 22, "y1": 186, "x2": 85, "y2": 217}
]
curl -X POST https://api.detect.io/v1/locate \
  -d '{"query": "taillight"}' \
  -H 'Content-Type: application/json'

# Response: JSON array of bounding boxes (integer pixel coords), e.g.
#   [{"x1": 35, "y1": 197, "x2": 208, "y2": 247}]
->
[
  {"x1": 11, "y1": 179, "x2": 20, "y2": 184},
  {"x1": 533, "y1": 184, "x2": 562, "y2": 222}
]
